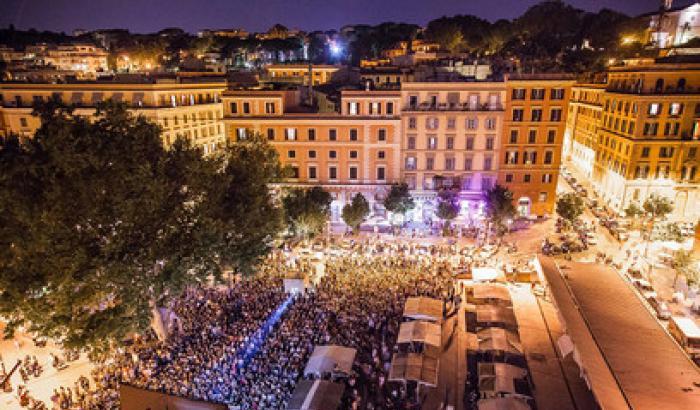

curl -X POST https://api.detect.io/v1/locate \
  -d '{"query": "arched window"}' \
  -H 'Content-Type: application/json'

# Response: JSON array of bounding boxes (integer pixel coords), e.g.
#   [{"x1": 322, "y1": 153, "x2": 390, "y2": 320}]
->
[
  {"x1": 677, "y1": 78, "x2": 687, "y2": 92},
  {"x1": 655, "y1": 78, "x2": 665, "y2": 93}
]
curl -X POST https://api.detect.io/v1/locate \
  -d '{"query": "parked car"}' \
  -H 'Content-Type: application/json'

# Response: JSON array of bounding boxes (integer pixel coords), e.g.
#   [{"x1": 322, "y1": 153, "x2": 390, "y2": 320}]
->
[
  {"x1": 585, "y1": 231, "x2": 598, "y2": 245},
  {"x1": 627, "y1": 268, "x2": 643, "y2": 280},
  {"x1": 647, "y1": 296, "x2": 672, "y2": 320},
  {"x1": 633, "y1": 279, "x2": 658, "y2": 299}
]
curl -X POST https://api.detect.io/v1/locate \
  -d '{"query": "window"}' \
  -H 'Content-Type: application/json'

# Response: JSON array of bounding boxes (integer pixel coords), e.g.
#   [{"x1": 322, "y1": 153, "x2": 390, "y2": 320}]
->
[
  {"x1": 550, "y1": 108, "x2": 562, "y2": 122},
  {"x1": 408, "y1": 117, "x2": 417, "y2": 129},
  {"x1": 466, "y1": 136, "x2": 474, "y2": 150},
  {"x1": 465, "y1": 157, "x2": 473, "y2": 170},
  {"x1": 407, "y1": 136, "x2": 416, "y2": 149},
  {"x1": 230, "y1": 102, "x2": 238, "y2": 113},
  {"x1": 409, "y1": 95, "x2": 418, "y2": 108},
  {"x1": 505, "y1": 174, "x2": 514, "y2": 183},
  {"x1": 369, "y1": 102, "x2": 381, "y2": 115},
  {"x1": 426, "y1": 157, "x2": 434, "y2": 170},
  {"x1": 544, "y1": 151, "x2": 553, "y2": 164},
  {"x1": 664, "y1": 122, "x2": 680, "y2": 136},
  {"x1": 643, "y1": 122, "x2": 658, "y2": 136},
  {"x1": 266, "y1": 128, "x2": 275, "y2": 140},
  {"x1": 377, "y1": 167, "x2": 385, "y2": 180},
  {"x1": 510, "y1": 130, "x2": 518, "y2": 144},
  {"x1": 236, "y1": 128, "x2": 247, "y2": 140},
  {"x1": 506, "y1": 151, "x2": 518, "y2": 165},
  {"x1": 512, "y1": 88, "x2": 526, "y2": 100},
  {"x1": 350, "y1": 129, "x2": 358, "y2": 141},
  {"x1": 329, "y1": 129, "x2": 337, "y2": 141},
  {"x1": 669, "y1": 103, "x2": 683, "y2": 116},
  {"x1": 689, "y1": 147, "x2": 697, "y2": 158},
  {"x1": 446, "y1": 136, "x2": 455, "y2": 149},
  {"x1": 427, "y1": 136, "x2": 438, "y2": 150},
  {"x1": 329, "y1": 166, "x2": 337, "y2": 180},
  {"x1": 528, "y1": 130, "x2": 537, "y2": 144},
  {"x1": 542, "y1": 173, "x2": 553, "y2": 183},
  {"x1": 348, "y1": 102, "x2": 359, "y2": 115},
  {"x1": 447, "y1": 117, "x2": 456, "y2": 129},
  {"x1": 290, "y1": 167, "x2": 299, "y2": 178},
  {"x1": 308, "y1": 166, "x2": 317, "y2": 179},
  {"x1": 378, "y1": 129, "x2": 386, "y2": 141},
  {"x1": 512, "y1": 109, "x2": 524, "y2": 122},
  {"x1": 288, "y1": 150, "x2": 296, "y2": 158},
  {"x1": 485, "y1": 117, "x2": 496, "y2": 130},
  {"x1": 551, "y1": 88, "x2": 565, "y2": 100},
  {"x1": 378, "y1": 150, "x2": 385, "y2": 159},
  {"x1": 486, "y1": 136, "x2": 494, "y2": 150},
  {"x1": 426, "y1": 117, "x2": 439, "y2": 129},
  {"x1": 265, "y1": 102, "x2": 275, "y2": 114},
  {"x1": 641, "y1": 147, "x2": 650, "y2": 158},
  {"x1": 525, "y1": 151, "x2": 537, "y2": 164},
  {"x1": 538, "y1": 192, "x2": 548, "y2": 202},
  {"x1": 521, "y1": 174, "x2": 531, "y2": 183},
  {"x1": 483, "y1": 156, "x2": 493, "y2": 170},
  {"x1": 648, "y1": 103, "x2": 661, "y2": 116},
  {"x1": 308, "y1": 150, "x2": 317, "y2": 159},
  {"x1": 466, "y1": 118, "x2": 478, "y2": 129},
  {"x1": 386, "y1": 102, "x2": 394, "y2": 115},
  {"x1": 445, "y1": 157, "x2": 455, "y2": 170},
  {"x1": 531, "y1": 88, "x2": 545, "y2": 100},
  {"x1": 659, "y1": 147, "x2": 674, "y2": 158},
  {"x1": 329, "y1": 150, "x2": 337, "y2": 159},
  {"x1": 405, "y1": 156, "x2": 417, "y2": 170},
  {"x1": 243, "y1": 102, "x2": 250, "y2": 114},
  {"x1": 531, "y1": 109, "x2": 543, "y2": 122},
  {"x1": 308, "y1": 128, "x2": 316, "y2": 141},
  {"x1": 547, "y1": 130, "x2": 556, "y2": 144},
  {"x1": 20, "y1": 117, "x2": 28, "y2": 128},
  {"x1": 285, "y1": 128, "x2": 297, "y2": 141},
  {"x1": 350, "y1": 150, "x2": 358, "y2": 159}
]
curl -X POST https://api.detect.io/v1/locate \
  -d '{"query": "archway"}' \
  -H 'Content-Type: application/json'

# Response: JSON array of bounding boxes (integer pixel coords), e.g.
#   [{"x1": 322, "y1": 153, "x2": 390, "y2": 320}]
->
[{"x1": 517, "y1": 197, "x2": 531, "y2": 217}]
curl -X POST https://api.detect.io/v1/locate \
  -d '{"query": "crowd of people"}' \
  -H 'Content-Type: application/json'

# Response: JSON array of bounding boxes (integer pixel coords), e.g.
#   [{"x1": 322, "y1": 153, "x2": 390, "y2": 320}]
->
[{"x1": 7, "y1": 238, "x2": 495, "y2": 410}]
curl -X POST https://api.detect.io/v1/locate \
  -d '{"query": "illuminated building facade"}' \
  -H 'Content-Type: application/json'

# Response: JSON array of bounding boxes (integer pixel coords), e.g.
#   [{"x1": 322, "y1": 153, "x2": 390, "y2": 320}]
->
[
  {"x1": 502, "y1": 74, "x2": 575, "y2": 217},
  {"x1": 222, "y1": 89, "x2": 402, "y2": 220},
  {"x1": 0, "y1": 76, "x2": 227, "y2": 155},
  {"x1": 567, "y1": 59, "x2": 700, "y2": 222},
  {"x1": 647, "y1": 1, "x2": 700, "y2": 48},
  {"x1": 564, "y1": 84, "x2": 605, "y2": 180}
]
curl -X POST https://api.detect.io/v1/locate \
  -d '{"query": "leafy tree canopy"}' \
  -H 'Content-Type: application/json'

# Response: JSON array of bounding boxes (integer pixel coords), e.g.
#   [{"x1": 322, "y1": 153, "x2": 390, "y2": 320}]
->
[
  {"x1": 342, "y1": 193, "x2": 370, "y2": 232},
  {"x1": 383, "y1": 183, "x2": 415, "y2": 216},
  {"x1": 282, "y1": 186, "x2": 332, "y2": 238},
  {"x1": 556, "y1": 192, "x2": 585, "y2": 224},
  {"x1": 484, "y1": 184, "x2": 516, "y2": 236}
]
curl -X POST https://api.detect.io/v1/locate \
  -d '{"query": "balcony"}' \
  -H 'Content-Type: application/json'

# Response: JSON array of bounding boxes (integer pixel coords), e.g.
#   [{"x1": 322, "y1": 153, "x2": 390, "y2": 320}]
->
[{"x1": 403, "y1": 102, "x2": 503, "y2": 112}]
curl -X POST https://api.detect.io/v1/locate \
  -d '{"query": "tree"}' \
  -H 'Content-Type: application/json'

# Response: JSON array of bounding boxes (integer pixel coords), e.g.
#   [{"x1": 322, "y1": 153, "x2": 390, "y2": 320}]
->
[
  {"x1": 342, "y1": 193, "x2": 370, "y2": 233},
  {"x1": 484, "y1": 184, "x2": 516, "y2": 239},
  {"x1": 556, "y1": 192, "x2": 585, "y2": 228},
  {"x1": 436, "y1": 189, "x2": 460, "y2": 235},
  {"x1": 643, "y1": 194, "x2": 674, "y2": 221},
  {"x1": 673, "y1": 249, "x2": 698, "y2": 288},
  {"x1": 282, "y1": 187, "x2": 332, "y2": 239},
  {"x1": 624, "y1": 201, "x2": 644, "y2": 229},
  {"x1": 210, "y1": 134, "x2": 284, "y2": 275},
  {"x1": 0, "y1": 102, "x2": 222, "y2": 352},
  {"x1": 383, "y1": 183, "x2": 415, "y2": 224}
]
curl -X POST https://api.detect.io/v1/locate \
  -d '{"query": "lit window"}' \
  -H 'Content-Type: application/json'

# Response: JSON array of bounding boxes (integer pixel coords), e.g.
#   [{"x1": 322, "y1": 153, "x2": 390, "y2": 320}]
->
[{"x1": 648, "y1": 103, "x2": 661, "y2": 116}]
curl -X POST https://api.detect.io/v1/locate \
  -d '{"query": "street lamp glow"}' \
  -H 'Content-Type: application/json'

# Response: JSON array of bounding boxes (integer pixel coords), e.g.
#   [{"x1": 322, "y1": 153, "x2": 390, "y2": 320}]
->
[
  {"x1": 621, "y1": 36, "x2": 636, "y2": 45},
  {"x1": 329, "y1": 42, "x2": 343, "y2": 56}
]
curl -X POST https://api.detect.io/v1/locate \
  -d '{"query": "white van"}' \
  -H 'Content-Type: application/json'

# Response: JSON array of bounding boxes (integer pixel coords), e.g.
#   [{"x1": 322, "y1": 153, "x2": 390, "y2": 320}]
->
[{"x1": 668, "y1": 316, "x2": 700, "y2": 359}]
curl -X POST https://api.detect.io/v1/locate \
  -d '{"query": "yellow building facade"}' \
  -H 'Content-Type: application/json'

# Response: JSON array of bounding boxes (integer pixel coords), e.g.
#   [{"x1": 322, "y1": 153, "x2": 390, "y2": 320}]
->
[
  {"x1": 265, "y1": 64, "x2": 342, "y2": 85},
  {"x1": 567, "y1": 60, "x2": 700, "y2": 222},
  {"x1": 0, "y1": 77, "x2": 227, "y2": 155},
  {"x1": 223, "y1": 89, "x2": 402, "y2": 220},
  {"x1": 502, "y1": 75, "x2": 575, "y2": 217}
]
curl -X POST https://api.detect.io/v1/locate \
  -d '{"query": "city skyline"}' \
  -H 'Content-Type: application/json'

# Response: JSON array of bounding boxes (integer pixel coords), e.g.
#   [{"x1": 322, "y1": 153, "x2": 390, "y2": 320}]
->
[{"x1": 0, "y1": 0, "x2": 687, "y2": 34}]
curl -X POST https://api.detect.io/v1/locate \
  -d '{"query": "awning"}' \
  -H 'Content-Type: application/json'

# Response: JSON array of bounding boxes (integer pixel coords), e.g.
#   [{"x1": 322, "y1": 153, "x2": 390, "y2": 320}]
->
[
  {"x1": 469, "y1": 328, "x2": 523, "y2": 355},
  {"x1": 477, "y1": 397, "x2": 531, "y2": 410},
  {"x1": 286, "y1": 380, "x2": 344, "y2": 410},
  {"x1": 388, "y1": 352, "x2": 439, "y2": 386},
  {"x1": 403, "y1": 296, "x2": 443, "y2": 322},
  {"x1": 397, "y1": 320, "x2": 441, "y2": 347},
  {"x1": 475, "y1": 305, "x2": 518, "y2": 327},
  {"x1": 303, "y1": 345, "x2": 356, "y2": 377},
  {"x1": 478, "y1": 363, "x2": 528, "y2": 395},
  {"x1": 471, "y1": 284, "x2": 512, "y2": 303}
]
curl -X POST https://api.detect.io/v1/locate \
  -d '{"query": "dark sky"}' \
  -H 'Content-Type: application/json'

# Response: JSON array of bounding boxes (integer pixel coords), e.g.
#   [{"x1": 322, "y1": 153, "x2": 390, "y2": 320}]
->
[{"x1": 0, "y1": 0, "x2": 685, "y2": 34}]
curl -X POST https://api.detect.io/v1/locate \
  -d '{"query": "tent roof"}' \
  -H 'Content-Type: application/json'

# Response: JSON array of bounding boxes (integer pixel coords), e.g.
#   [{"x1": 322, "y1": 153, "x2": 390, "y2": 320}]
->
[
  {"x1": 472, "y1": 267, "x2": 502, "y2": 282},
  {"x1": 477, "y1": 397, "x2": 531, "y2": 410},
  {"x1": 468, "y1": 328, "x2": 523, "y2": 355},
  {"x1": 478, "y1": 362, "x2": 528, "y2": 380},
  {"x1": 397, "y1": 320, "x2": 442, "y2": 347},
  {"x1": 303, "y1": 345, "x2": 357, "y2": 377},
  {"x1": 286, "y1": 380, "x2": 344, "y2": 410},
  {"x1": 475, "y1": 305, "x2": 518, "y2": 327},
  {"x1": 388, "y1": 352, "x2": 439, "y2": 386},
  {"x1": 471, "y1": 284, "x2": 512, "y2": 302},
  {"x1": 403, "y1": 296, "x2": 443, "y2": 322}
]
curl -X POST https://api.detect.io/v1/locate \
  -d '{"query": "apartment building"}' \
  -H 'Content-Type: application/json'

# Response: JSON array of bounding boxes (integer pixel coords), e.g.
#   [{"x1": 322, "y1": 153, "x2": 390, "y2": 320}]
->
[
  {"x1": 502, "y1": 74, "x2": 575, "y2": 217},
  {"x1": 265, "y1": 64, "x2": 343, "y2": 86},
  {"x1": 400, "y1": 81, "x2": 505, "y2": 222},
  {"x1": 564, "y1": 84, "x2": 605, "y2": 179},
  {"x1": 222, "y1": 88, "x2": 402, "y2": 220},
  {"x1": 568, "y1": 59, "x2": 700, "y2": 222},
  {"x1": 0, "y1": 75, "x2": 227, "y2": 154}
]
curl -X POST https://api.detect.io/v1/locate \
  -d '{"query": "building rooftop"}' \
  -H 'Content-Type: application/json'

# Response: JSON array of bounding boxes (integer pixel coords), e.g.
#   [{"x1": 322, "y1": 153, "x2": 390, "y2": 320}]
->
[{"x1": 540, "y1": 257, "x2": 700, "y2": 410}]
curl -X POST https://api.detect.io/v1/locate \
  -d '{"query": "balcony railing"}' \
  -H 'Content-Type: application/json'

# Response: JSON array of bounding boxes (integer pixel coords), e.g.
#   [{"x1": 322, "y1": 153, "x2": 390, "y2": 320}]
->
[{"x1": 403, "y1": 102, "x2": 503, "y2": 112}]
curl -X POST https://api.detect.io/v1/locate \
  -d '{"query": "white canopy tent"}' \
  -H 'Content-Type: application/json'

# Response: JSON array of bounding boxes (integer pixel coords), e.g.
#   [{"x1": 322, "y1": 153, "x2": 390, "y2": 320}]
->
[
  {"x1": 284, "y1": 277, "x2": 309, "y2": 294},
  {"x1": 403, "y1": 296, "x2": 443, "y2": 323},
  {"x1": 303, "y1": 345, "x2": 357, "y2": 377},
  {"x1": 286, "y1": 380, "x2": 344, "y2": 410},
  {"x1": 468, "y1": 328, "x2": 523, "y2": 355},
  {"x1": 397, "y1": 320, "x2": 442, "y2": 347},
  {"x1": 472, "y1": 267, "x2": 503, "y2": 282},
  {"x1": 474, "y1": 305, "x2": 518, "y2": 328},
  {"x1": 478, "y1": 362, "x2": 529, "y2": 398}
]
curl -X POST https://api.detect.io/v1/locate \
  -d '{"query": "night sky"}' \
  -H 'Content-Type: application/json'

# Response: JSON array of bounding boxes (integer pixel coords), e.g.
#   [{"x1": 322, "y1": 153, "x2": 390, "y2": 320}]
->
[{"x1": 0, "y1": 0, "x2": 689, "y2": 34}]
